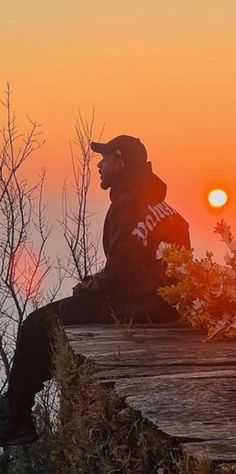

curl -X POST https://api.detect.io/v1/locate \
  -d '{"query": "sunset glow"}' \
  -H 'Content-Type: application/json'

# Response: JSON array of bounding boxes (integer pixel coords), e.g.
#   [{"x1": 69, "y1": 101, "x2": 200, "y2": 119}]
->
[
  {"x1": 208, "y1": 189, "x2": 228, "y2": 208},
  {"x1": 10, "y1": 247, "x2": 42, "y2": 298},
  {"x1": 1, "y1": 0, "x2": 236, "y2": 262}
]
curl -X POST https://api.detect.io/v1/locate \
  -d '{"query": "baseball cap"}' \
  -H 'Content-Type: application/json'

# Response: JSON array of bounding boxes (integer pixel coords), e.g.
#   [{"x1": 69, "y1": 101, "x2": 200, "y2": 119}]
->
[{"x1": 91, "y1": 135, "x2": 147, "y2": 167}]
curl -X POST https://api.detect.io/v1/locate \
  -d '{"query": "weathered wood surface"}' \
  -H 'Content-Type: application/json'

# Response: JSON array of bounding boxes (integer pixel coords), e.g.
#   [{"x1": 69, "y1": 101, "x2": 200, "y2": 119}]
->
[{"x1": 65, "y1": 324, "x2": 236, "y2": 463}]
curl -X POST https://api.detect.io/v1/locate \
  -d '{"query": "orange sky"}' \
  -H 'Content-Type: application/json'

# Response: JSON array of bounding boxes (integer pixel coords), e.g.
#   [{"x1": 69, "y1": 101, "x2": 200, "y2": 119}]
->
[{"x1": 1, "y1": 0, "x2": 236, "y2": 265}]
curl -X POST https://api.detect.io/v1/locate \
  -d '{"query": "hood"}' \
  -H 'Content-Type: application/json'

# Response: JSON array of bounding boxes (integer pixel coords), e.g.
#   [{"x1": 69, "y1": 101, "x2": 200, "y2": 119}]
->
[{"x1": 110, "y1": 162, "x2": 167, "y2": 203}]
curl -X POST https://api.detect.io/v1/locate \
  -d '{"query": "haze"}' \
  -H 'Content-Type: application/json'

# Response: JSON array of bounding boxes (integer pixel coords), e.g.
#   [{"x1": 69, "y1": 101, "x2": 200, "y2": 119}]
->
[{"x1": 1, "y1": 0, "x2": 236, "y2": 268}]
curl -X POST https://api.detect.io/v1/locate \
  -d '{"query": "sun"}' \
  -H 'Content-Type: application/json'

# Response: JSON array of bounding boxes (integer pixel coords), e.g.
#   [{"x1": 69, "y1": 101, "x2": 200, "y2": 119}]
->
[{"x1": 208, "y1": 188, "x2": 228, "y2": 208}]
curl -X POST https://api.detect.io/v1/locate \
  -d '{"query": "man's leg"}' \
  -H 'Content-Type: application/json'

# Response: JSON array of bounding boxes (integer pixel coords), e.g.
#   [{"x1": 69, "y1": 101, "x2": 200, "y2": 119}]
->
[{"x1": 1, "y1": 290, "x2": 108, "y2": 444}]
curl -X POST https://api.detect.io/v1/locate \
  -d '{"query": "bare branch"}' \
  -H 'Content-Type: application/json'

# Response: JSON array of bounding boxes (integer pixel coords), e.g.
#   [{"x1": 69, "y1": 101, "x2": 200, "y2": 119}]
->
[
  {"x1": 0, "y1": 85, "x2": 52, "y2": 378},
  {"x1": 60, "y1": 110, "x2": 103, "y2": 284}
]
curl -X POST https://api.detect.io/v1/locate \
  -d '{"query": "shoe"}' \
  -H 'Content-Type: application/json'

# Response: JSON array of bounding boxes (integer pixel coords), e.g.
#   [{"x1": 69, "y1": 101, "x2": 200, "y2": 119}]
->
[{"x1": 0, "y1": 416, "x2": 38, "y2": 446}]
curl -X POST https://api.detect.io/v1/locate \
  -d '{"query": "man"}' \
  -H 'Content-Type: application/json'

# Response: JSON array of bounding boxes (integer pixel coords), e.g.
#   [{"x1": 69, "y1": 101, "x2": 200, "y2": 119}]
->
[{"x1": 0, "y1": 135, "x2": 190, "y2": 446}]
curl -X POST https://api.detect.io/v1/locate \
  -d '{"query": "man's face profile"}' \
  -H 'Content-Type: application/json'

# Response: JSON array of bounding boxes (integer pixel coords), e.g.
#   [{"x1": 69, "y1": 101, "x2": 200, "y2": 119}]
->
[{"x1": 97, "y1": 153, "x2": 123, "y2": 190}]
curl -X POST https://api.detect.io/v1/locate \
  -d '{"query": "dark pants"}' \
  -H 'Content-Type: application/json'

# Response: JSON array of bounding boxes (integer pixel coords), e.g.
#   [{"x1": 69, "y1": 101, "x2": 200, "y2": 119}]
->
[{"x1": 7, "y1": 290, "x2": 108, "y2": 424}]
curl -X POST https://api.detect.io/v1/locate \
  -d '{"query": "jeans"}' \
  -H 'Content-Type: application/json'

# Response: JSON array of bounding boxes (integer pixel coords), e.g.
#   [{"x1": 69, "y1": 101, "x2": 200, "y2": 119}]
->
[{"x1": 7, "y1": 290, "x2": 108, "y2": 424}]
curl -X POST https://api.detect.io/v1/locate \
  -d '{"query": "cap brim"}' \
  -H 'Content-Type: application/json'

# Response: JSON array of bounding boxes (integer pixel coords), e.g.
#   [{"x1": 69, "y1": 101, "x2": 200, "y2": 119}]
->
[{"x1": 91, "y1": 142, "x2": 108, "y2": 154}]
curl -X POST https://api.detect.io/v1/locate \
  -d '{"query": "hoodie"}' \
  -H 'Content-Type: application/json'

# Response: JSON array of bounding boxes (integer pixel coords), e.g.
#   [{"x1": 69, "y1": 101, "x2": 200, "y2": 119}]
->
[{"x1": 84, "y1": 162, "x2": 190, "y2": 317}]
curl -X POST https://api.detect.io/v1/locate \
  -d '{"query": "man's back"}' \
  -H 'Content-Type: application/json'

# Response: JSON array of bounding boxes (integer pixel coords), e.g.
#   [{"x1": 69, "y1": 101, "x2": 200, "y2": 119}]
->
[{"x1": 99, "y1": 161, "x2": 190, "y2": 320}]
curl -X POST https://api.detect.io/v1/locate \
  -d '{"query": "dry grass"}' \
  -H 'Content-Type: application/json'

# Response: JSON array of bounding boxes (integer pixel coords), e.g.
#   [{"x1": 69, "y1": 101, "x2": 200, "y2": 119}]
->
[
  {"x1": 50, "y1": 321, "x2": 179, "y2": 473},
  {"x1": 171, "y1": 452, "x2": 211, "y2": 474}
]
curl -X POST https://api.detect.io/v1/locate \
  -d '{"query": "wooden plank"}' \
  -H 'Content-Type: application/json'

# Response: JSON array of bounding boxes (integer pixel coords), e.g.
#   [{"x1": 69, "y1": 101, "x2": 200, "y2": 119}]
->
[
  {"x1": 66, "y1": 325, "x2": 236, "y2": 359},
  {"x1": 65, "y1": 324, "x2": 236, "y2": 464},
  {"x1": 182, "y1": 441, "x2": 236, "y2": 462},
  {"x1": 94, "y1": 366, "x2": 236, "y2": 380},
  {"x1": 114, "y1": 376, "x2": 236, "y2": 440}
]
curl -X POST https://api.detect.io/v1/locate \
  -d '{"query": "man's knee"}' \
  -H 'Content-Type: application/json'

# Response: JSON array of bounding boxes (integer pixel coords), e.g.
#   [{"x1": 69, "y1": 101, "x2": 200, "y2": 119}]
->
[{"x1": 21, "y1": 305, "x2": 51, "y2": 335}]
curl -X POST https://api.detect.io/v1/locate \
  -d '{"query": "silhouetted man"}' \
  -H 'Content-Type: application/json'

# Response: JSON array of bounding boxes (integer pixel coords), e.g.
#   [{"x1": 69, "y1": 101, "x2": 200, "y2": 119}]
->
[{"x1": 0, "y1": 135, "x2": 190, "y2": 446}]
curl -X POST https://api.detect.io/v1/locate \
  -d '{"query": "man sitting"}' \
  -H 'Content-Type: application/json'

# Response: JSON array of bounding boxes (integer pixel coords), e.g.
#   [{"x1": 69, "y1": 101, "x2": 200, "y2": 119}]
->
[{"x1": 0, "y1": 135, "x2": 190, "y2": 446}]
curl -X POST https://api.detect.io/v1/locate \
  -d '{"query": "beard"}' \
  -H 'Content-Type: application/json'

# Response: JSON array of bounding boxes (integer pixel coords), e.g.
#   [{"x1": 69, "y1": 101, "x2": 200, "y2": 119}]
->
[
  {"x1": 99, "y1": 171, "x2": 122, "y2": 190},
  {"x1": 99, "y1": 174, "x2": 116, "y2": 190},
  {"x1": 100, "y1": 181, "x2": 110, "y2": 190}
]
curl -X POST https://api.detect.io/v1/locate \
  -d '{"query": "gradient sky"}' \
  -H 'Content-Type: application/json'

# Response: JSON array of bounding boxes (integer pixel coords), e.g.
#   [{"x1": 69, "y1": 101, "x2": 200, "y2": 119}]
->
[{"x1": 1, "y1": 0, "x2": 236, "y2": 268}]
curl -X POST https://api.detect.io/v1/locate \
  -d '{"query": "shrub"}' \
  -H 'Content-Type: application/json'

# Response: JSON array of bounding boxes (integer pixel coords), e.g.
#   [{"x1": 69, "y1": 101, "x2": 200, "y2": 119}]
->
[{"x1": 156, "y1": 220, "x2": 236, "y2": 341}]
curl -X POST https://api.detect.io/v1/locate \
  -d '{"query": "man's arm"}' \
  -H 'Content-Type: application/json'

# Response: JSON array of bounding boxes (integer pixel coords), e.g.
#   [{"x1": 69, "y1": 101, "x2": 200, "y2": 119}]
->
[{"x1": 73, "y1": 198, "x2": 138, "y2": 294}]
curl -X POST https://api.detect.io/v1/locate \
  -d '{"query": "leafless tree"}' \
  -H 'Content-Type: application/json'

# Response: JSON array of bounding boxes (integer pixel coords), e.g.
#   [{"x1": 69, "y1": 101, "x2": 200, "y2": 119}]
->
[
  {"x1": 0, "y1": 84, "x2": 52, "y2": 389},
  {"x1": 0, "y1": 88, "x2": 104, "y2": 471}
]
